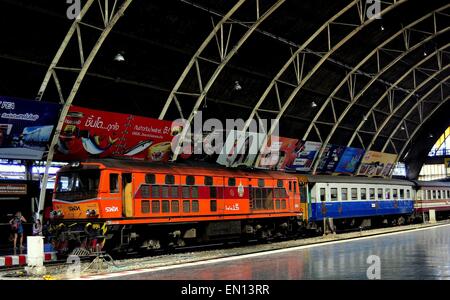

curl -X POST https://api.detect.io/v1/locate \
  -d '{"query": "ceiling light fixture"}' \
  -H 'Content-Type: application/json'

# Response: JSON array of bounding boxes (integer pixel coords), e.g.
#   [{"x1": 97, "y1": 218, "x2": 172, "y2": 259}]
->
[
  {"x1": 311, "y1": 101, "x2": 318, "y2": 108},
  {"x1": 114, "y1": 52, "x2": 125, "y2": 62},
  {"x1": 234, "y1": 81, "x2": 242, "y2": 91}
]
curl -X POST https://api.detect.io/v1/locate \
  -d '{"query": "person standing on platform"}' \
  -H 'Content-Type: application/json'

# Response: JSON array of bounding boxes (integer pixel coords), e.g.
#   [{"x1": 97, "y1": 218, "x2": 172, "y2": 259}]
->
[
  {"x1": 32, "y1": 219, "x2": 43, "y2": 236},
  {"x1": 9, "y1": 211, "x2": 27, "y2": 249}
]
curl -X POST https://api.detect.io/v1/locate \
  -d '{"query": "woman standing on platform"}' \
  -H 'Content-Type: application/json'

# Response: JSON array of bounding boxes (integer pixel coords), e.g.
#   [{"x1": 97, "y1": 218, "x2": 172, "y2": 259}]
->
[{"x1": 9, "y1": 211, "x2": 26, "y2": 249}]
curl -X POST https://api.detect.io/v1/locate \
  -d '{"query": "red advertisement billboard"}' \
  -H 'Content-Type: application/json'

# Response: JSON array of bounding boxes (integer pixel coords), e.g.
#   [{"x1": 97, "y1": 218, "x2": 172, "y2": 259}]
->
[
  {"x1": 256, "y1": 136, "x2": 300, "y2": 170},
  {"x1": 55, "y1": 106, "x2": 176, "y2": 162}
]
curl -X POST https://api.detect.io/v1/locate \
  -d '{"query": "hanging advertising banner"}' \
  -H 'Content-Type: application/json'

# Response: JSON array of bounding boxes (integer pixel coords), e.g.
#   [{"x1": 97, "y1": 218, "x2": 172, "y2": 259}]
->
[
  {"x1": 285, "y1": 140, "x2": 322, "y2": 172},
  {"x1": 315, "y1": 144, "x2": 346, "y2": 173},
  {"x1": 357, "y1": 151, "x2": 398, "y2": 177},
  {"x1": 216, "y1": 130, "x2": 266, "y2": 168},
  {"x1": 333, "y1": 147, "x2": 365, "y2": 174},
  {"x1": 0, "y1": 96, "x2": 61, "y2": 160},
  {"x1": 256, "y1": 136, "x2": 300, "y2": 170},
  {"x1": 55, "y1": 105, "x2": 176, "y2": 162}
]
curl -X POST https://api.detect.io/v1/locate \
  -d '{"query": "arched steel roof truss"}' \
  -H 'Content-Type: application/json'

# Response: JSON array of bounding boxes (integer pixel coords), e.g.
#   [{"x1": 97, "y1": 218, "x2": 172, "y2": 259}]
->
[{"x1": 36, "y1": 0, "x2": 133, "y2": 220}]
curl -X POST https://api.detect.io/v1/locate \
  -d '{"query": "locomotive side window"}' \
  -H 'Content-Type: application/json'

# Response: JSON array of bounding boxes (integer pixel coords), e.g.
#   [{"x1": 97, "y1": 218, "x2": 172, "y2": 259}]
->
[
  {"x1": 110, "y1": 174, "x2": 119, "y2": 193},
  {"x1": 162, "y1": 200, "x2": 170, "y2": 213},
  {"x1": 141, "y1": 185, "x2": 150, "y2": 198},
  {"x1": 319, "y1": 188, "x2": 326, "y2": 202},
  {"x1": 171, "y1": 186, "x2": 179, "y2": 198},
  {"x1": 281, "y1": 199, "x2": 286, "y2": 209},
  {"x1": 293, "y1": 181, "x2": 297, "y2": 194},
  {"x1": 210, "y1": 200, "x2": 217, "y2": 212},
  {"x1": 204, "y1": 176, "x2": 213, "y2": 186},
  {"x1": 182, "y1": 186, "x2": 190, "y2": 198},
  {"x1": 210, "y1": 187, "x2": 217, "y2": 198},
  {"x1": 288, "y1": 181, "x2": 292, "y2": 191},
  {"x1": 162, "y1": 186, "x2": 169, "y2": 198},
  {"x1": 258, "y1": 179, "x2": 265, "y2": 187},
  {"x1": 152, "y1": 200, "x2": 160, "y2": 213},
  {"x1": 183, "y1": 200, "x2": 190, "y2": 213},
  {"x1": 369, "y1": 188, "x2": 375, "y2": 200},
  {"x1": 361, "y1": 188, "x2": 367, "y2": 200},
  {"x1": 228, "y1": 178, "x2": 236, "y2": 186},
  {"x1": 275, "y1": 199, "x2": 281, "y2": 209},
  {"x1": 192, "y1": 186, "x2": 199, "y2": 198},
  {"x1": 341, "y1": 188, "x2": 348, "y2": 201},
  {"x1": 192, "y1": 200, "x2": 199, "y2": 212},
  {"x1": 141, "y1": 200, "x2": 150, "y2": 213},
  {"x1": 152, "y1": 185, "x2": 160, "y2": 198},
  {"x1": 165, "y1": 174, "x2": 175, "y2": 184},
  {"x1": 330, "y1": 188, "x2": 338, "y2": 201},
  {"x1": 171, "y1": 200, "x2": 179, "y2": 213},
  {"x1": 277, "y1": 180, "x2": 283, "y2": 188},
  {"x1": 145, "y1": 174, "x2": 155, "y2": 184},
  {"x1": 186, "y1": 176, "x2": 195, "y2": 185}
]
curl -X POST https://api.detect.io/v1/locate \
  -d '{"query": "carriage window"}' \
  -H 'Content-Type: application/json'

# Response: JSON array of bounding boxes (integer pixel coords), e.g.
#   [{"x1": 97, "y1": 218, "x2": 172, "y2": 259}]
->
[
  {"x1": 204, "y1": 176, "x2": 213, "y2": 186},
  {"x1": 191, "y1": 186, "x2": 199, "y2": 198},
  {"x1": 182, "y1": 186, "x2": 190, "y2": 198},
  {"x1": 393, "y1": 189, "x2": 398, "y2": 200},
  {"x1": 400, "y1": 189, "x2": 405, "y2": 199},
  {"x1": 351, "y1": 188, "x2": 358, "y2": 200},
  {"x1": 161, "y1": 186, "x2": 169, "y2": 198},
  {"x1": 320, "y1": 188, "x2": 326, "y2": 202},
  {"x1": 385, "y1": 189, "x2": 391, "y2": 199},
  {"x1": 341, "y1": 188, "x2": 348, "y2": 201},
  {"x1": 228, "y1": 178, "x2": 236, "y2": 186},
  {"x1": 432, "y1": 190, "x2": 436, "y2": 199},
  {"x1": 152, "y1": 200, "x2": 160, "y2": 213},
  {"x1": 109, "y1": 174, "x2": 119, "y2": 193},
  {"x1": 378, "y1": 188, "x2": 383, "y2": 200},
  {"x1": 183, "y1": 200, "x2": 190, "y2": 213},
  {"x1": 171, "y1": 186, "x2": 179, "y2": 198},
  {"x1": 186, "y1": 176, "x2": 195, "y2": 185},
  {"x1": 275, "y1": 199, "x2": 281, "y2": 209},
  {"x1": 192, "y1": 200, "x2": 199, "y2": 212},
  {"x1": 426, "y1": 190, "x2": 430, "y2": 200},
  {"x1": 145, "y1": 173, "x2": 155, "y2": 184},
  {"x1": 152, "y1": 185, "x2": 160, "y2": 198},
  {"x1": 171, "y1": 200, "x2": 179, "y2": 213},
  {"x1": 210, "y1": 200, "x2": 217, "y2": 212},
  {"x1": 330, "y1": 188, "x2": 338, "y2": 201},
  {"x1": 406, "y1": 189, "x2": 411, "y2": 199},
  {"x1": 361, "y1": 188, "x2": 367, "y2": 200},
  {"x1": 141, "y1": 200, "x2": 150, "y2": 213},
  {"x1": 447, "y1": 190, "x2": 450, "y2": 198},
  {"x1": 162, "y1": 200, "x2": 170, "y2": 213},
  {"x1": 281, "y1": 200, "x2": 286, "y2": 209},
  {"x1": 277, "y1": 180, "x2": 283, "y2": 188},
  {"x1": 258, "y1": 179, "x2": 265, "y2": 187}
]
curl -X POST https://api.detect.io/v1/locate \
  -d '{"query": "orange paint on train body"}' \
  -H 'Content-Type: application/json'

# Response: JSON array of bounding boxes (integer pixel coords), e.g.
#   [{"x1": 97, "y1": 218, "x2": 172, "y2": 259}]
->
[{"x1": 52, "y1": 159, "x2": 306, "y2": 225}]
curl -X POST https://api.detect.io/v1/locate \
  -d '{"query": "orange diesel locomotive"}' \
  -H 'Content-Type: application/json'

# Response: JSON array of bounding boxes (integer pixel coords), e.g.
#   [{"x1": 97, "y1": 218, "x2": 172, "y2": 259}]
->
[{"x1": 51, "y1": 159, "x2": 307, "y2": 253}]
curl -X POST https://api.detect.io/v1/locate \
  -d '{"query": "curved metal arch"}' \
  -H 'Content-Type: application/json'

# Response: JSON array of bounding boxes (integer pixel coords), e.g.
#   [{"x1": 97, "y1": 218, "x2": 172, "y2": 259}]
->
[
  {"x1": 306, "y1": 6, "x2": 450, "y2": 147},
  {"x1": 380, "y1": 75, "x2": 450, "y2": 155},
  {"x1": 169, "y1": 0, "x2": 286, "y2": 160},
  {"x1": 367, "y1": 63, "x2": 449, "y2": 153},
  {"x1": 248, "y1": 0, "x2": 406, "y2": 142},
  {"x1": 348, "y1": 47, "x2": 449, "y2": 148},
  {"x1": 241, "y1": 0, "x2": 360, "y2": 130},
  {"x1": 37, "y1": 0, "x2": 134, "y2": 219},
  {"x1": 158, "y1": 0, "x2": 247, "y2": 120},
  {"x1": 396, "y1": 95, "x2": 450, "y2": 168}
]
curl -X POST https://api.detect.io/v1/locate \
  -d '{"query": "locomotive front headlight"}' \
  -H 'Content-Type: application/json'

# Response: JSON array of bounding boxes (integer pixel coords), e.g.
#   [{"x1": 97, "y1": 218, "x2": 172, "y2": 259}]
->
[{"x1": 86, "y1": 209, "x2": 91, "y2": 216}]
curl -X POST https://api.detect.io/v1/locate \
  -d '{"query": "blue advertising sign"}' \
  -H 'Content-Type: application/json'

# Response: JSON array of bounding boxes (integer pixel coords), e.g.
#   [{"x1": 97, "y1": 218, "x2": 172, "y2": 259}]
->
[
  {"x1": 316, "y1": 144, "x2": 346, "y2": 173},
  {"x1": 0, "y1": 96, "x2": 61, "y2": 160},
  {"x1": 334, "y1": 147, "x2": 365, "y2": 174}
]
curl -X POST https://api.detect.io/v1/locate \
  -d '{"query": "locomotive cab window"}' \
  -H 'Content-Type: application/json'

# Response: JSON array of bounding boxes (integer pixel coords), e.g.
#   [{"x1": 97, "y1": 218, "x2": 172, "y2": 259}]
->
[
  {"x1": 277, "y1": 180, "x2": 283, "y2": 188},
  {"x1": 258, "y1": 179, "x2": 265, "y2": 188},
  {"x1": 204, "y1": 176, "x2": 213, "y2": 186},
  {"x1": 110, "y1": 174, "x2": 119, "y2": 193}
]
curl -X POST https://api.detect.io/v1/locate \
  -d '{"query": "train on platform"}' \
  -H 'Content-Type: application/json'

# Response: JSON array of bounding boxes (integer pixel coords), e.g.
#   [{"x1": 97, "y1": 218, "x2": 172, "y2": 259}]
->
[{"x1": 48, "y1": 159, "x2": 450, "y2": 254}]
